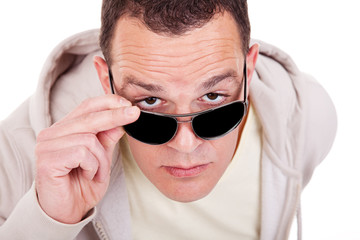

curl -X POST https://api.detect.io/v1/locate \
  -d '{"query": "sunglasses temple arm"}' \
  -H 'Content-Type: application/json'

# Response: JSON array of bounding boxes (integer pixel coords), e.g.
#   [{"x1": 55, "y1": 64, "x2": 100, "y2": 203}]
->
[
  {"x1": 108, "y1": 69, "x2": 116, "y2": 94},
  {"x1": 243, "y1": 60, "x2": 248, "y2": 105}
]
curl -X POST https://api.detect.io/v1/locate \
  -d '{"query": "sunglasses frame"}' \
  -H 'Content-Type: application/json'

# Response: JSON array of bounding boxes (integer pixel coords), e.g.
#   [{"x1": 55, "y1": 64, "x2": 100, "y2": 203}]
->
[{"x1": 108, "y1": 60, "x2": 248, "y2": 145}]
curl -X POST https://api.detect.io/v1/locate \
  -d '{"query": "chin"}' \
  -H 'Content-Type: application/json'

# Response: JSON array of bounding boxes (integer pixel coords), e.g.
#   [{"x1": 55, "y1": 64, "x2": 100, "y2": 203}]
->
[
  {"x1": 166, "y1": 190, "x2": 211, "y2": 203},
  {"x1": 156, "y1": 177, "x2": 217, "y2": 203}
]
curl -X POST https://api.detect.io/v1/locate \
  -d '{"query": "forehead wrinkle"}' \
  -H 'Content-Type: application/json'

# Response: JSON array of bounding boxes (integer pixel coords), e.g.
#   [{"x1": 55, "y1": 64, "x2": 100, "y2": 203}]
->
[
  {"x1": 115, "y1": 51, "x2": 169, "y2": 63},
  {"x1": 114, "y1": 37, "x2": 237, "y2": 60},
  {"x1": 117, "y1": 64, "x2": 174, "y2": 79},
  {"x1": 185, "y1": 47, "x2": 235, "y2": 67},
  {"x1": 187, "y1": 56, "x2": 238, "y2": 77},
  {"x1": 114, "y1": 51, "x2": 184, "y2": 74}
]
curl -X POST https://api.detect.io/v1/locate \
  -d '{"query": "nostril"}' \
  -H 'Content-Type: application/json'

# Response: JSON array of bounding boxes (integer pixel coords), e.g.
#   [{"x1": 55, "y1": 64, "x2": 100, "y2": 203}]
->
[{"x1": 166, "y1": 123, "x2": 203, "y2": 153}]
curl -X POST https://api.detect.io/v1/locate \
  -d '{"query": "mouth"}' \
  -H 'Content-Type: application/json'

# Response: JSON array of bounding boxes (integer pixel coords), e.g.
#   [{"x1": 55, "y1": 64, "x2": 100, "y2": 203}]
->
[{"x1": 163, "y1": 163, "x2": 210, "y2": 178}]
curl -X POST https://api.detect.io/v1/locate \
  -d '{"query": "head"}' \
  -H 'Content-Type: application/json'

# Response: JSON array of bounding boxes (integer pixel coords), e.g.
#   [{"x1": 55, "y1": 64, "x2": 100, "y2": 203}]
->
[{"x1": 94, "y1": 0, "x2": 259, "y2": 202}]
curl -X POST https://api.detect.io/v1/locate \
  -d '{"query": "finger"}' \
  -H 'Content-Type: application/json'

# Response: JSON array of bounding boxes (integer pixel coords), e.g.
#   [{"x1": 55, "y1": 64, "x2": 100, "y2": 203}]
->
[
  {"x1": 54, "y1": 95, "x2": 132, "y2": 126},
  {"x1": 36, "y1": 133, "x2": 107, "y2": 159},
  {"x1": 37, "y1": 146, "x2": 100, "y2": 181},
  {"x1": 38, "y1": 106, "x2": 140, "y2": 142},
  {"x1": 97, "y1": 127, "x2": 124, "y2": 153},
  {"x1": 35, "y1": 133, "x2": 111, "y2": 182}
]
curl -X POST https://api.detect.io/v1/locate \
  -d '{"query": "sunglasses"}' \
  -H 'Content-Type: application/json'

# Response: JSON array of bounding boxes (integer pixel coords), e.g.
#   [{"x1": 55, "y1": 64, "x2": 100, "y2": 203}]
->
[{"x1": 109, "y1": 61, "x2": 248, "y2": 145}]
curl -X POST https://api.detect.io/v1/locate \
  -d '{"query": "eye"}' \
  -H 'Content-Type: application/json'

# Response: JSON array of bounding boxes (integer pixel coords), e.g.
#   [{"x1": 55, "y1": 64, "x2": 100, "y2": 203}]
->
[
  {"x1": 137, "y1": 97, "x2": 162, "y2": 109},
  {"x1": 206, "y1": 93, "x2": 220, "y2": 100},
  {"x1": 200, "y1": 93, "x2": 227, "y2": 104}
]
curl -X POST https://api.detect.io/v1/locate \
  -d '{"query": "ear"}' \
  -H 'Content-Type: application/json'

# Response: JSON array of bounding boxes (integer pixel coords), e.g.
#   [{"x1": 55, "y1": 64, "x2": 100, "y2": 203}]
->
[
  {"x1": 93, "y1": 56, "x2": 111, "y2": 94},
  {"x1": 246, "y1": 43, "x2": 260, "y2": 85}
]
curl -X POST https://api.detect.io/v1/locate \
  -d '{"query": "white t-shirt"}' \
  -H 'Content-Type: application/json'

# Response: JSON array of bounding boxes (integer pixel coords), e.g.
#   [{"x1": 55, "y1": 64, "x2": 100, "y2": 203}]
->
[{"x1": 121, "y1": 104, "x2": 262, "y2": 240}]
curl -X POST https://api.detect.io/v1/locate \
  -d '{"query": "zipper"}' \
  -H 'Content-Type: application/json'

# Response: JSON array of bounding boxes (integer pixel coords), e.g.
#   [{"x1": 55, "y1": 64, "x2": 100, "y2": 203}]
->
[{"x1": 93, "y1": 219, "x2": 110, "y2": 240}]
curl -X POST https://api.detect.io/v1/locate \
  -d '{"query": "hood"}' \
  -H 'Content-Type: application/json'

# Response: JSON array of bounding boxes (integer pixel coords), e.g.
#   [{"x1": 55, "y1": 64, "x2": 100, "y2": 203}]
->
[
  {"x1": 29, "y1": 29, "x2": 103, "y2": 136},
  {"x1": 250, "y1": 39, "x2": 336, "y2": 186},
  {"x1": 29, "y1": 29, "x2": 337, "y2": 187}
]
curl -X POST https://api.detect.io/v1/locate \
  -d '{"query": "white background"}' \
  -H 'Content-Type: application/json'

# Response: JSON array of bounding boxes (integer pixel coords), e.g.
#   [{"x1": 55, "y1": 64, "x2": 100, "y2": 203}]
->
[{"x1": 0, "y1": 1, "x2": 358, "y2": 239}]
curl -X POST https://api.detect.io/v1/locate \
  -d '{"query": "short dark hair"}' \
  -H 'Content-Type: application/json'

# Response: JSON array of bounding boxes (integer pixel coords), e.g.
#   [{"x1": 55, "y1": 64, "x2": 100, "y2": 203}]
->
[{"x1": 100, "y1": 0, "x2": 250, "y2": 65}]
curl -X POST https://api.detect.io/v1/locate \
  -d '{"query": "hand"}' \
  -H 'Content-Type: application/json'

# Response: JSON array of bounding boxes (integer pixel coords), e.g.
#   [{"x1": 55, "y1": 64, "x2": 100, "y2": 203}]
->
[{"x1": 35, "y1": 95, "x2": 140, "y2": 224}]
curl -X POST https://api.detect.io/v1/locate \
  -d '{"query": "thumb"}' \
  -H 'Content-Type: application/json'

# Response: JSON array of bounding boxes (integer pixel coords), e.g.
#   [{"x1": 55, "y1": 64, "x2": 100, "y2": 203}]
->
[
  {"x1": 97, "y1": 106, "x2": 140, "y2": 156},
  {"x1": 97, "y1": 127, "x2": 125, "y2": 154},
  {"x1": 95, "y1": 127, "x2": 126, "y2": 183}
]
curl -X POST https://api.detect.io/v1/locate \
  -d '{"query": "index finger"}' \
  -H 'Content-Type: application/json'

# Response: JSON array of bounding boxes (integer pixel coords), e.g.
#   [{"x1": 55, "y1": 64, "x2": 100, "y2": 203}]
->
[
  {"x1": 55, "y1": 94, "x2": 132, "y2": 126},
  {"x1": 38, "y1": 105, "x2": 140, "y2": 142}
]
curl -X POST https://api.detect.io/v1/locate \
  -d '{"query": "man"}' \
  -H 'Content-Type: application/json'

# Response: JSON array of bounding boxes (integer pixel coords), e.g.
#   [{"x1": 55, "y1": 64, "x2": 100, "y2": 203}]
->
[{"x1": 0, "y1": 0, "x2": 336, "y2": 239}]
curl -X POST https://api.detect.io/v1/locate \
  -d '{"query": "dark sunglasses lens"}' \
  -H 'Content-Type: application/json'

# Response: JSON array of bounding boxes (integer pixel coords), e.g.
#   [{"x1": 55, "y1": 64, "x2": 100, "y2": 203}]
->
[
  {"x1": 124, "y1": 112, "x2": 177, "y2": 145},
  {"x1": 192, "y1": 102, "x2": 245, "y2": 139}
]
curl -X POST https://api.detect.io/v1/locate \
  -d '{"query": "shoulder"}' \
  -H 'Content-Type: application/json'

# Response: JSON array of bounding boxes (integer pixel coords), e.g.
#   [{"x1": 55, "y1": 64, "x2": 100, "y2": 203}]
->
[
  {"x1": 0, "y1": 99, "x2": 36, "y2": 222},
  {"x1": 250, "y1": 40, "x2": 337, "y2": 185},
  {"x1": 291, "y1": 72, "x2": 337, "y2": 185},
  {"x1": 0, "y1": 98, "x2": 36, "y2": 178}
]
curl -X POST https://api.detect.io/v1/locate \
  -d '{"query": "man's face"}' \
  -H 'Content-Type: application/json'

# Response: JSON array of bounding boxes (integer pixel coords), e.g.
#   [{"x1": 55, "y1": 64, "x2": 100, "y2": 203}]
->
[{"x1": 106, "y1": 13, "x2": 258, "y2": 202}]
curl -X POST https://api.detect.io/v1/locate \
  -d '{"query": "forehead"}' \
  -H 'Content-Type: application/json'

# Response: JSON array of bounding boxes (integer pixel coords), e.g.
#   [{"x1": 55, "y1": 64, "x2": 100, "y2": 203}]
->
[
  {"x1": 110, "y1": 12, "x2": 244, "y2": 91},
  {"x1": 111, "y1": 12, "x2": 242, "y2": 58}
]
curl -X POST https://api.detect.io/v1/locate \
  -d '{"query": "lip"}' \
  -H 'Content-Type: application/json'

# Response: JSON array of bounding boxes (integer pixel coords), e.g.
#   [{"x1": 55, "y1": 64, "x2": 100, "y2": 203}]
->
[{"x1": 163, "y1": 163, "x2": 210, "y2": 178}]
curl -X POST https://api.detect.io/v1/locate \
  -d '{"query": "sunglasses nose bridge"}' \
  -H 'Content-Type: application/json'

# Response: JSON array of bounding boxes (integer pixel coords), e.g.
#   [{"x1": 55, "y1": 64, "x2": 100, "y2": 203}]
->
[
  {"x1": 176, "y1": 119, "x2": 193, "y2": 123},
  {"x1": 173, "y1": 114, "x2": 195, "y2": 124}
]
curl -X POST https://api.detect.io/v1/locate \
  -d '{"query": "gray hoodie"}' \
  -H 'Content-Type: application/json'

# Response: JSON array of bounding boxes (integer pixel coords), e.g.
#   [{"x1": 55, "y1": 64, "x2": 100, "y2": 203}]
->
[{"x1": 0, "y1": 29, "x2": 337, "y2": 240}]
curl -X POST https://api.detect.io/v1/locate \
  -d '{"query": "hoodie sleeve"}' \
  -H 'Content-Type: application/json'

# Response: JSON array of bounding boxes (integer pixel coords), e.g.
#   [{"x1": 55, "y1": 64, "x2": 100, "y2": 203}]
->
[
  {"x1": 0, "y1": 182, "x2": 96, "y2": 240},
  {"x1": 0, "y1": 100, "x2": 95, "y2": 239}
]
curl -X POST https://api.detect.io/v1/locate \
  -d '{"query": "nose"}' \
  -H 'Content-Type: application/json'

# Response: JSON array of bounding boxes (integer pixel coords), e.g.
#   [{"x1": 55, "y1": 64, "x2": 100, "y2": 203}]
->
[{"x1": 167, "y1": 121, "x2": 203, "y2": 153}]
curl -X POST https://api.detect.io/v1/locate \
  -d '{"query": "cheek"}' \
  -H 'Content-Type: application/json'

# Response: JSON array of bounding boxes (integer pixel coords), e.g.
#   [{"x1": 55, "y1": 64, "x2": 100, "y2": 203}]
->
[
  {"x1": 127, "y1": 137, "x2": 174, "y2": 185},
  {"x1": 127, "y1": 138, "x2": 161, "y2": 170},
  {"x1": 210, "y1": 128, "x2": 240, "y2": 159}
]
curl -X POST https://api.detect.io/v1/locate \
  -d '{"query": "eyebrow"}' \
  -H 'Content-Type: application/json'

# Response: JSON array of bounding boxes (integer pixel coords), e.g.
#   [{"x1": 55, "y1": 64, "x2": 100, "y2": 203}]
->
[
  {"x1": 199, "y1": 70, "x2": 239, "y2": 91},
  {"x1": 118, "y1": 70, "x2": 240, "y2": 94},
  {"x1": 119, "y1": 75, "x2": 165, "y2": 93}
]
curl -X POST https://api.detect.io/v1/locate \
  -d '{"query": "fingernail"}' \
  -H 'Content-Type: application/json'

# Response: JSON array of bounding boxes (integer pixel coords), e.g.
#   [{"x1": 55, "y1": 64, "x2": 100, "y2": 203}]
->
[
  {"x1": 118, "y1": 97, "x2": 131, "y2": 107},
  {"x1": 125, "y1": 106, "x2": 138, "y2": 116}
]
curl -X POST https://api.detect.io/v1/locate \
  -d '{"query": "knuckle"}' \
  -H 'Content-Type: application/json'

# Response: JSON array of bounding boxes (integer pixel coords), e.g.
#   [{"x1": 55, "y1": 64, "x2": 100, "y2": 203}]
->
[
  {"x1": 80, "y1": 112, "x2": 96, "y2": 127},
  {"x1": 109, "y1": 109, "x2": 120, "y2": 125},
  {"x1": 117, "y1": 96, "x2": 132, "y2": 107},
  {"x1": 74, "y1": 146, "x2": 90, "y2": 159},
  {"x1": 84, "y1": 133, "x2": 99, "y2": 149},
  {"x1": 37, "y1": 128, "x2": 49, "y2": 142},
  {"x1": 36, "y1": 158, "x2": 47, "y2": 175},
  {"x1": 80, "y1": 98, "x2": 93, "y2": 109},
  {"x1": 35, "y1": 142, "x2": 44, "y2": 157},
  {"x1": 35, "y1": 152, "x2": 51, "y2": 175},
  {"x1": 97, "y1": 109, "x2": 119, "y2": 128}
]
